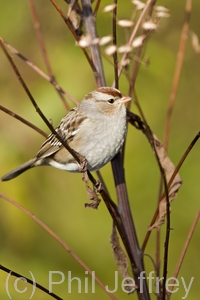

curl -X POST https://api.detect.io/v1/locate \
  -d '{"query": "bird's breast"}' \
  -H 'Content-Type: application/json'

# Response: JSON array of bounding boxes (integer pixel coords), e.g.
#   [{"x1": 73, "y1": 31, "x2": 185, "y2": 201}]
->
[{"x1": 74, "y1": 114, "x2": 127, "y2": 171}]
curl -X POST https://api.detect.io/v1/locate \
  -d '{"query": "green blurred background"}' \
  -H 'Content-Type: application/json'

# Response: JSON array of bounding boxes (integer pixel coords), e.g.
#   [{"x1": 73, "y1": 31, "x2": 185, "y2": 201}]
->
[{"x1": 0, "y1": 0, "x2": 200, "y2": 299}]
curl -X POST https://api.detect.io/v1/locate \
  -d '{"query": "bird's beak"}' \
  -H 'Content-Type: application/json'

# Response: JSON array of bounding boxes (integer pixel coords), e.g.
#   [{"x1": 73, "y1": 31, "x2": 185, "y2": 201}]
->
[{"x1": 120, "y1": 95, "x2": 132, "y2": 104}]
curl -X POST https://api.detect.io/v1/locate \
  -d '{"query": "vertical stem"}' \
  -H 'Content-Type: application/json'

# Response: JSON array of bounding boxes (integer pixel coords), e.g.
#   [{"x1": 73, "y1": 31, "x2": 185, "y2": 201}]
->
[
  {"x1": 112, "y1": 0, "x2": 118, "y2": 89},
  {"x1": 111, "y1": 154, "x2": 150, "y2": 300},
  {"x1": 169, "y1": 209, "x2": 200, "y2": 295},
  {"x1": 81, "y1": 0, "x2": 106, "y2": 87},
  {"x1": 163, "y1": 0, "x2": 192, "y2": 149}
]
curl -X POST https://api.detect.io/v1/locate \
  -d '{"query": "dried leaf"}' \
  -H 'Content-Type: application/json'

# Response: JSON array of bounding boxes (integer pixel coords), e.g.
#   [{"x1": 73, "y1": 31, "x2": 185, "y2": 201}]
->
[
  {"x1": 148, "y1": 135, "x2": 182, "y2": 230},
  {"x1": 84, "y1": 187, "x2": 101, "y2": 209},
  {"x1": 110, "y1": 226, "x2": 137, "y2": 293},
  {"x1": 80, "y1": 161, "x2": 101, "y2": 209},
  {"x1": 117, "y1": 19, "x2": 134, "y2": 28},
  {"x1": 103, "y1": 4, "x2": 117, "y2": 13},
  {"x1": 67, "y1": 0, "x2": 81, "y2": 33},
  {"x1": 190, "y1": 31, "x2": 200, "y2": 54},
  {"x1": 104, "y1": 45, "x2": 117, "y2": 56}
]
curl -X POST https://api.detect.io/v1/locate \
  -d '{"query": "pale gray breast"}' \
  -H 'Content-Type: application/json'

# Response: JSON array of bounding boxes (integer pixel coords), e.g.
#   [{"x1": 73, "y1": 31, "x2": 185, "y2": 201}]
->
[{"x1": 75, "y1": 108, "x2": 127, "y2": 171}]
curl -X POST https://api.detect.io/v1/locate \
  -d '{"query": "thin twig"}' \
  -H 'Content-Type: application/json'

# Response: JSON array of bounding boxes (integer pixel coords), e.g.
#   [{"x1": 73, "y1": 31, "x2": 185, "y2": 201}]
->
[
  {"x1": 129, "y1": 0, "x2": 156, "y2": 97},
  {"x1": 112, "y1": 0, "x2": 118, "y2": 89},
  {"x1": 163, "y1": 0, "x2": 192, "y2": 149},
  {"x1": 28, "y1": 0, "x2": 54, "y2": 77},
  {"x1": 159, "y1": 3, "x2": 192, "y2": 283},
  {"x1": 0, "y1": 105, "x2": 47, "y2": 138},
  {"x1": 96, "y1": 170, "x2": 110, "y2": 196},
  {"x1": 50, "y1": 0, "x2": 98, "y2": 76},
  {"x1": 93, "y1": 0, "x2": 101, "y2": 17},
  {"x1": 169, "y1": 209, "x2": 200, "y2": 295},
  {"x1": 162, "y1": 186, "x2": 170, "y2": 300},
  {"x1": 2, "y1": 38, "x2": 78, "y2": 105},
  {"x1": 28, "y1": 0, "x2": 70, "y2": 110},
  {"x1": 0, "y1": 264, "x2": 62, "y2": 300},
  {"x1": 0, "y1": 192, "x2": 117, "y2": 300},
  {"x1": 142, "y1": 131, "x2": 200, "y2": 251},
  {"x1": 141, "y1": 124, "x2": 170, "y2": 300}
]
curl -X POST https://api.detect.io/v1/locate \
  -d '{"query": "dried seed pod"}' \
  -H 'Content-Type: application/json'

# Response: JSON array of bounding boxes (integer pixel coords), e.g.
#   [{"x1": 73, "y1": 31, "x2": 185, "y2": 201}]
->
[{"x1": 105, "y1": 45, "x2": 117, "y2": 56}]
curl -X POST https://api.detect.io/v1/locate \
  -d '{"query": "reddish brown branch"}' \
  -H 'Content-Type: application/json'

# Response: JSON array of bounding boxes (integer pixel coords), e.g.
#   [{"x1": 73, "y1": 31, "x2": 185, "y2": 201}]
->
[
  {"x1": 2, "y1": 39, "x2": 78, "y2": 105},
  {"x1": 0, "y1": 105, "x2": 47, "y2": 138},
  {"x1": 28, "y1": 0, "x2": 70, "y2": 111},
  {"x1": 112, "y1": 0, "x2": 118, "y2": 89},
  {"x1": 0, "y1": 192, "x2": 117, "y2": 300},
  {"x1": 163, "y1": 0, "x2": 192, "y2": 149},
  {"x1": 93, "y1": 0, "x2": 101, "y2": 17},
  {"x1": 142, "y1": 131, "x2": 200, "y2": 251},
  {"x1": 169, "y1": 209, "x2": 200, "y2": 294}
]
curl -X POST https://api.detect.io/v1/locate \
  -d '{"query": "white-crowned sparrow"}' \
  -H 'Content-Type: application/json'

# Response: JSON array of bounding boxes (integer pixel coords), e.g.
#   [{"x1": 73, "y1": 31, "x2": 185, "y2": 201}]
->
[{"x1": 2, "y1": 87, "x2": 131, "y2": 181}]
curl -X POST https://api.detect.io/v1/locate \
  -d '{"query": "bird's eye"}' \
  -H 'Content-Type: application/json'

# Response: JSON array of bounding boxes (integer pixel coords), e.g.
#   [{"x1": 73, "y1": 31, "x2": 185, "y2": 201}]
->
[{"x1": 108, "y1": 98, "x2": 115, "y2": 104}]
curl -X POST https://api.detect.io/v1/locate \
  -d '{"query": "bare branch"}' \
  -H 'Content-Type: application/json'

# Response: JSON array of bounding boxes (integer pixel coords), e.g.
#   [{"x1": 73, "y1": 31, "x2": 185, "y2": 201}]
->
[
  {"x1": 0, "y1": 264, "x2": 62, "y2": 300},
  {"x1": 0, "y1": 192, "x2": 117, "y2": 300},
  {"x1": 2, "y1": 38, "x2": 79, "y2": 106},
  {"x1": 163, "y1": 0, "x2": 192, "y2": 149},
  {"x1": 28, "y1": 0, "x2": 70, "y2": 110},
  {"x1": 112, "y1": 0, "x2": 118, "y2": 89},
  {"x1": 142, "y1": 131, "x2": 200, "y2": 251},
  {"x1": 0, "y1": 105, "x2": 47, "y2": 138},
  {"x1": 93, "y1": 0, "x2": 101, "y2": 17},
  {"x1": 169, "y1": 209, "x2": 200, "y2": 295},
  {"x1": 129, "y1": 1, "x2": 156, "y2": 96}
]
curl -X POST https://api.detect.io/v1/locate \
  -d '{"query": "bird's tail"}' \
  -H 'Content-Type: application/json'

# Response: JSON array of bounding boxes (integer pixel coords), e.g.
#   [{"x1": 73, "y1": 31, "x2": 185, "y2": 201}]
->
[{"x1": 1, "y1": 158, "x2": 37, "y2": 181}]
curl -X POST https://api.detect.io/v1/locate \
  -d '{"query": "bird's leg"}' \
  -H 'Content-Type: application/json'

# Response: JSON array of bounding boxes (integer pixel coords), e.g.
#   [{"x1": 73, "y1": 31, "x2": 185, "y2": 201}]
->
[
  {"x1": 94, "y1": 180, "x2": 103, "y2": 194},
  {"x1": 78, "y1": 156, "x2": 88, "y2": 173},
  {"x1": 78, "y1": 156, "x2": 89, "y2": 187}
]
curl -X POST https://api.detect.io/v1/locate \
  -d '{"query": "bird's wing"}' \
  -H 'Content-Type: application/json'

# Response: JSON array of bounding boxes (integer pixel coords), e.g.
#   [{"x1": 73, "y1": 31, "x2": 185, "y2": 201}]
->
[{"x1": 36, "y1": 107, "x2": 87, "y2": 159}]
